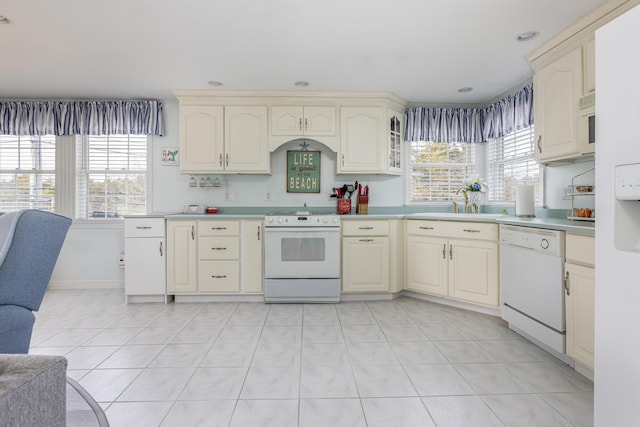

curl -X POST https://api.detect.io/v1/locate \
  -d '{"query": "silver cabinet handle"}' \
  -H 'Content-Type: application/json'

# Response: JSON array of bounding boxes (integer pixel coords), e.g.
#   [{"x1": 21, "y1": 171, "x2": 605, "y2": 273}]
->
[
  {"x1": 359, "y1": 226, "x2": 374, "y2": 230},
  {"x1": 537, "y1": 135, "x2": 542, "y2": 154},
  {"x1": 257, "y1": 225, "x2": 261, "y2": 241},
  {"x1": 299, "y1": 118, "x2": 303, "y2": 131},
  {"x1": 419, "y1": 226, "x2": 434, "y2": 230},
  {"x1": 449, "y1": 244, "x2": 453, "y2": 260},
  {"x1": 191, "y1": 225, "x2": 195, "y2": 240},
  {"x1": 225, "y1": 153, "x2": 229, "y2": 167},
  {"x1": 304, "y1": 118, "x2": 308, "y2": 131},
  {"x1": 219, "y1": 153, "x2": 223, "y2": 166},
  {"x1": 463, "y1": 229, "x2": 481, "y2": 233},
  {"x1": 442, "y1": 244, "x2": 446, "y2": 259},
  {"x1": 211, "y1": 247, "x2": 227, "y2": 251},
  {"x1": 159, "y1": 241, "x2": 163, "y2": 256},
  {"x1": 211, "y1": 227, "x2": 227, "y2": 230},
  {"x1": 211, "y1": 275, "x2": 227, "y2": 279},
  {"x1": 342, "y1": 154, "x2": 345, "y2": 166},
  {"x1": 359, "y1": 239, "x2": 374, "y2": 242},
  {"x1": 136, "y1": 226, "x2": 152, "y2": 230},
  {"x1": 564, "y1": 271, "x2": 570, "y2": 296}
]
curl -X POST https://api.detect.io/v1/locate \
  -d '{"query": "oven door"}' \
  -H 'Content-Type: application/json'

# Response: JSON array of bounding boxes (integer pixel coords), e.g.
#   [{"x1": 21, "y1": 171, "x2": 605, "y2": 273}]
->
[{"x1": 264, "y1": 227, "x2": 340, "y2": 279}]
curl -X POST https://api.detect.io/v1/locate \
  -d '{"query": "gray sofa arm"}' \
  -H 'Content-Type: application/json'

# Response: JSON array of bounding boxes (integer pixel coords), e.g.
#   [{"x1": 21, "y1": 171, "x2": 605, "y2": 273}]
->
[{"x1": 0, "y1": 355, "x2": 67, "y2": 427}]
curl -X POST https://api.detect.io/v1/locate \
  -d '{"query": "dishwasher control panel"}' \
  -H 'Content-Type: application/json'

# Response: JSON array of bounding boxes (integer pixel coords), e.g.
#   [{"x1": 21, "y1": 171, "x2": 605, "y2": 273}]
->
[{"x1": 499, "y1": 225, "x2": 565, "y2": 256}]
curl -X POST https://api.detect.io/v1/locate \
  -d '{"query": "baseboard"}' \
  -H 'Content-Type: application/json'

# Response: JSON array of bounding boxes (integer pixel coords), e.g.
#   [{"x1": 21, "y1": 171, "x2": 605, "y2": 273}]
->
[{"x1": 48, "y1": 280, "x2": 124, "y2": 290}]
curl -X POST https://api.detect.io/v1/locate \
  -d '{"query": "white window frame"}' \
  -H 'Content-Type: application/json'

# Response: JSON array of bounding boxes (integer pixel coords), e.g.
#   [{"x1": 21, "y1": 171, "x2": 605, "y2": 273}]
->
[
  {"x1": 405, "y1": 140, "x2": 479, "y2": 205},
  {"x1": 486, "y1": 125, "x2": 543, "y2": 206}
]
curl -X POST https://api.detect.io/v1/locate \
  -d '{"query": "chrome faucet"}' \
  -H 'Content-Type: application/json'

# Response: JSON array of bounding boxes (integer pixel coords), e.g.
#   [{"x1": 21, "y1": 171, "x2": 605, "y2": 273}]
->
[{"x1": 456, "y1": 189, "x2": 470, "y2": 213}]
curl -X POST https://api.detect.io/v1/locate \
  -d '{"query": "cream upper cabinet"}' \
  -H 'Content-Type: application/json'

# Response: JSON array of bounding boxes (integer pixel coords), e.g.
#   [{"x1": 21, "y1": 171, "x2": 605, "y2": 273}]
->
[
  {"x1": 166, "y1": 220, "x2": 198, "y2": 293},
  {"x1": 406, "y1": 220, "x2": 499, "y2": 307},
  {"x1": 342, "y1": 220, "x2": 390, "y2": 293},
  {"x1": 534, "y1": 47, "x2": 583, "y2": 163},
  {"x1": 271, "y1": 106, "x2": 336, "y2": 137},
  {"x1": 179, "y1": 105, "x2": 224, "y2": 173},
  {"x1": 224, "y1": 106, "x2": 269, "y2": 173},
  {"x1": 387, "y1": 108, "x2": 403, "y2": 174},
  {"x1": 178, "y1": 104, "x2": 269, "y2": 174},
  {"x1": 565, "y1": 233, "x2": 595, "y2": 370},
  {"x1": 584, "y1": 37, "x2": 596, "y2": 94},
  {"x1": 338, "y1": 106, "x2": 386, "y2": 173},
  {"x1": 241, "y1": 220, "x2": 264, "y2": 293}
]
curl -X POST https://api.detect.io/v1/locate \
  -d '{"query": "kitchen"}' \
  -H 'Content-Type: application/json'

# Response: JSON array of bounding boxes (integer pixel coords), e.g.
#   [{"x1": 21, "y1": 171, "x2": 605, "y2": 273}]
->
[{"x1": 1, "y1": 0, "x2": 639, "y2": 426}]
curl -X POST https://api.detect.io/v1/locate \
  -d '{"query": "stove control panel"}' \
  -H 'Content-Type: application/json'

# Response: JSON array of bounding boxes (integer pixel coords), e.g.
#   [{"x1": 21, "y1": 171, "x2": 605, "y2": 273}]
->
[{"x1": 265, "y1": 214, "x2": 340, "y2": 227}]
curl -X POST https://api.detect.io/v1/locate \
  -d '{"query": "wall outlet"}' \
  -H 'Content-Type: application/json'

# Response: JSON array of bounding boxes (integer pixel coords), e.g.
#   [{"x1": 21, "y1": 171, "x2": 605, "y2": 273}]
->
[{"x1": 118, "y1": 255, "x2": 125, "y2": 268}]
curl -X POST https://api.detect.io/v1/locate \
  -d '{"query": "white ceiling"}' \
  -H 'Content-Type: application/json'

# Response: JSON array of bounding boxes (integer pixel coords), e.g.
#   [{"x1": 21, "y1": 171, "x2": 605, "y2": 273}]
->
[{"x1": 0, "y1": 0, "x2": 609, "y2": 104}]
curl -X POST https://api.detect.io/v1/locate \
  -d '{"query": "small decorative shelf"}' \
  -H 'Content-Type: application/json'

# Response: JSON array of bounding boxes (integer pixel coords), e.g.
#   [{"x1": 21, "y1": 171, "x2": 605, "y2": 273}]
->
[{"x1": 567, "y1": 168, "x2": 595, "y2": 222}]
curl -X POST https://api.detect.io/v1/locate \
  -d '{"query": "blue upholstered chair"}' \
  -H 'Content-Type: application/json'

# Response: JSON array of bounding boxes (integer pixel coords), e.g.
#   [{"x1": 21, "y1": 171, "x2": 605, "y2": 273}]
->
[{"x1": 0, "y1": 210, "x2": 72, "y2": 354}]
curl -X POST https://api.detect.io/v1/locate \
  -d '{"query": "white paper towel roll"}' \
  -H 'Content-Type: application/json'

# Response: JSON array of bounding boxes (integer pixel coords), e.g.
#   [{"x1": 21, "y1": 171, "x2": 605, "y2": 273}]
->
[{"x1": 515, "y1": 185, "x2": 535, "y2": 217}]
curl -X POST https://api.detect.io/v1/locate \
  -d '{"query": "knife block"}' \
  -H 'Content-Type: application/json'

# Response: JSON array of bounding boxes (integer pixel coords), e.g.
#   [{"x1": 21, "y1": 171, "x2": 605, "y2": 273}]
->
[{"x1": 356, "y1": 196, "x2": 369, "y2": 214}]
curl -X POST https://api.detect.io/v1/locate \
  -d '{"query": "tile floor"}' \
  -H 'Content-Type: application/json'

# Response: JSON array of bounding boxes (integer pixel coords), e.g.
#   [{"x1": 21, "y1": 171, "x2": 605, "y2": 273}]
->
[{"x1": 30, "y1": 289, "x2": 594, "y2": 427}]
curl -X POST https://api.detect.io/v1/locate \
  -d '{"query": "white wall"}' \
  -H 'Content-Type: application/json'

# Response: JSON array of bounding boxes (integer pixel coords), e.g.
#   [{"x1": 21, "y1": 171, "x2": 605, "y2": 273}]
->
[{"x1": 594, "y1": 5, "x2": 640, "y2": 425}]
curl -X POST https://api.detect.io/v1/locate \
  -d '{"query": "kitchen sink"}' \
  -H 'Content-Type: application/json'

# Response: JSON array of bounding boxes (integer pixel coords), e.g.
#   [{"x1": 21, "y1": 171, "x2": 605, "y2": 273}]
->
[{"x1": 409, "y1": 212, "x2": 506, "y2": 220}]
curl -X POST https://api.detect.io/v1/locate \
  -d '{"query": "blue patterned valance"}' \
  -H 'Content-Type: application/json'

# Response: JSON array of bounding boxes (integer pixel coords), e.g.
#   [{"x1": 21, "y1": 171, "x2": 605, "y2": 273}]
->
[
  {"x1": 405, "y1": 84, "x2": 534, "y2": 143},
  {"x1": 0, "y1": 100, "x2": 165, "y2": 136}
]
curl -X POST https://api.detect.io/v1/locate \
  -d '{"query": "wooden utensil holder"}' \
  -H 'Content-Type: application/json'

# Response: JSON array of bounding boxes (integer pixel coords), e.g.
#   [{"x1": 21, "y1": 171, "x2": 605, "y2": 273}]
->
[{"x1": 356, "y1": 196, "x2": 369, "y2": 214}]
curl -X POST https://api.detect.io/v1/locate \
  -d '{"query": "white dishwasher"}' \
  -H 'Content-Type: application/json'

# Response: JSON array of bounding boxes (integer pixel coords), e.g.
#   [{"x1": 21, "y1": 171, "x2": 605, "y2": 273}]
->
[{"x1": 500, "y1": 225, "x2": 566, "y2": 354}]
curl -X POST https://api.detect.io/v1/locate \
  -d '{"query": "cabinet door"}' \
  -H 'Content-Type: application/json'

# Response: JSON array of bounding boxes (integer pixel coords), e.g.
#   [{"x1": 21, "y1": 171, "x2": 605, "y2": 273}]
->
[
  {"x1": 339, "y1": 106, "x2": 385, "y2": 173},
  {"x1": 167, "y1": 221, "x2": 198, "y2": 293},
  {"x1": 406, "y1": 235, "x2": 448, "y2": 296},
  {"x1": 448, "y1": 239, "x2": 499, "y2": 306},
  {"x1": 224, "y1": 106, "x2": 269, "y2": 173},
  {"x1": 584, "y1": 37, "x2": 596, "y2": 94},
  {"x1": 387, "y1": 109, "x2": 403, "y2": 174},
  {"x1": 124, "y1": 237, "x2": 166, "y2": 296},
  {"x1": 342, "y1": 236, "x2": 389, "y2": 292},
  {"x1": 179, "y1": 105, "x2": 224, "y2": 172},
  {"x1": 271, "y1": 106, "x2": 303, "y2": 136},
  {"x1": 241, "y1": 220, "x2": 263, "y2": 293},
  {"x1": 534, "y1": 47, "x2": 582, "y2": 162},
  {"x1": 304, "y1": 107, "x2": 336, "y2": 136},
  {"x1": 565, "y1": 262, "x2": 595, "y2": 369}
]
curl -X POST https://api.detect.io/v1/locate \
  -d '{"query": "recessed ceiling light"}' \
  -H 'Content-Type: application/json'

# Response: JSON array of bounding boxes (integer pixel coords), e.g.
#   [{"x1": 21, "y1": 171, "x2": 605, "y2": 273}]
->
[
  {"x1": 0, "y1": 16, "x2": 11, "y2": 24},
  {"x1": 457, "y1": 87, "x2": 473, "y2": 93},
  {"x1": 517, "y1": 31, "x2": 539, "y2": 42},
  {"x1": 207, "y1": 80, "x2": 223, "y2": 87},
  {"x1": 294, "y1": 81, "x2": 310, "y2": 87}
]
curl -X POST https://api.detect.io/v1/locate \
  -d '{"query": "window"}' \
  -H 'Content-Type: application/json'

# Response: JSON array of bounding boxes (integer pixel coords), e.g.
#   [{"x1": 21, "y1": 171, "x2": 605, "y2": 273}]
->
[
  {"x1": 76, "y1": 135, "x2": 148, "y2": 219},
  {"x1": 408, "y1": 141, "x2": 476, "y2": 203},
  {"x1": 486, "y1": 125, "x2": 541, "y2": 203},
  {"x1": 0, "y1": 135, "x2": 56, "y2": 212}
]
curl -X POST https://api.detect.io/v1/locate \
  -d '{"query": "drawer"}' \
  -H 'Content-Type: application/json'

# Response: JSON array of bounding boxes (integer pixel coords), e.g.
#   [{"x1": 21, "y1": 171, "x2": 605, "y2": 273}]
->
[
  {"x1": 407, "y1": 220, "x2": 498, "y2": 241},
  {"x1": 198, "y1": 220, "x2": 240, "y2": 237},
  {"x1": 343, "y1": 220, "x2": 390, "y2": 236},
  {"x1": 198, "y1": 261, "x2": 240, "y2": 292},
  {"x1": 124, "y1": 218, "x2": 165, "y2": 237},
  {"x1": 198, "y1": 236, "x2": 240, "y2": 260},
  {"x1": 566, "y1": 233, "x2": 595, "y2": 267}
]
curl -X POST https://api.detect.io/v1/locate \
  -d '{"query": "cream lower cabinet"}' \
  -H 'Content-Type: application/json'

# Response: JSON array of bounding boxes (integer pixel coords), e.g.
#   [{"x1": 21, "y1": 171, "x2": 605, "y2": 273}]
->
[
  {"x1": 342, "y1": 220, "x2": 390, "y2": 293},
  {"x1": 406, "y1": 220, "x2": 499, "y2": 307},
  {"x1": 565, "y1": 233, "x2": 595, "y2": 370},
  {"x1": 240, "y1": 220, "x2": 263, "y2": 293},
  {"x1": 167, "y1": 220, "x2": 198, "y2": 293},
  {"x1": 197, "y1": 220, "x2": 240, "y2": 293}
]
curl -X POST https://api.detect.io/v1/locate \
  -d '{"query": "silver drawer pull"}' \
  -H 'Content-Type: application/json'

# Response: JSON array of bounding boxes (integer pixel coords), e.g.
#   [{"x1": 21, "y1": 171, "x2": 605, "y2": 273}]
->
[
  {"x1": 136, "y1": 226, "x2": 152, "y2": 230},
  {"x1": 463, "y1": 229, "x2": 481, "y2": 233},
  {"x1": 419, "y1": 226, "x2": 434, "y2": 230},
  {"x1": 212, "y1": 227, "x2": 228, "y2": 230},
  {"x1": 359, "y1": 239, "x2": 374, "y2": 242},
  {"x1": 211, "y1": 275, "x2": 227, "y2": 279},
  {"x1": 358, "y1": 226, "x2": 374, "y2": 230},
  {"x1": 211, "y1": 247, "x2": 227, "y2": 251}
]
